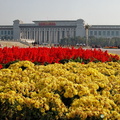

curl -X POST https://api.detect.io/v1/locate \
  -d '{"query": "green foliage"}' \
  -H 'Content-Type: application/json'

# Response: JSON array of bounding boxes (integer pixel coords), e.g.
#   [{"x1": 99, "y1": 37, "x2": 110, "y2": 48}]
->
[
  {"x1": 0, "y1": 101, "x2": 59, "y2": 120},
  {"x1": 3, "y1": 60, "x2": 20, "y2": 68},
  {"x1": 60, "y1": 36, "x2": 120, "y2": 47},
  {"x1": 33, "y1": 61, "x2": 41, "y2": 65},
  {"x1": 59, "y1": 59, "x2": 70, "y2": 64}
]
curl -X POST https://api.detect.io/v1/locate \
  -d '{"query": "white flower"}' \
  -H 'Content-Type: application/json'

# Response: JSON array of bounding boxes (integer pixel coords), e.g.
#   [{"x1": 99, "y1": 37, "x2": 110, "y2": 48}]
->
[{"x1": 100, "y1": 114, "x2": 104, "y2": 118}]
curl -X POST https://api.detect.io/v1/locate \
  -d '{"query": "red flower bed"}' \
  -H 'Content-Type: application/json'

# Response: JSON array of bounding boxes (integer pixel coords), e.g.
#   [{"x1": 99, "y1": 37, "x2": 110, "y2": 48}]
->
[
  {"x1": 0, "y1": 46, "x2": 119, "y2": 65},
  {"x1": 0, "y1": 64, "x2": 2, "y2": 69}
]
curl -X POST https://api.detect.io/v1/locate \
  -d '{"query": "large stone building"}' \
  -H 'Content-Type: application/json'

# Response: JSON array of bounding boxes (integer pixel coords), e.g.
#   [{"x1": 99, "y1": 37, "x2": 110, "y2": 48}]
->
[
  {"x1": 0, "y1": 19, "x2": 120, "y2": 44},
  {"x1": 89, "y1": 25, "x2": 120, "y2": 38}
]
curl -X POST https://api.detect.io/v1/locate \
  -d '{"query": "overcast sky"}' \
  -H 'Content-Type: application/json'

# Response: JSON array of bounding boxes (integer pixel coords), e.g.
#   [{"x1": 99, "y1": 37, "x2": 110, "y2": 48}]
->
[{"x1": 0, "y1": 0, "x2": 120, "y2": 25}]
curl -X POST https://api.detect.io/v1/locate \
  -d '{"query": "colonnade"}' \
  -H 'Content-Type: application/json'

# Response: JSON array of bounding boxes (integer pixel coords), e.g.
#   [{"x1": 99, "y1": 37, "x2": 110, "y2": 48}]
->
[{"x1": 20, "y1": 27, "x2": 75, "y2": 44}]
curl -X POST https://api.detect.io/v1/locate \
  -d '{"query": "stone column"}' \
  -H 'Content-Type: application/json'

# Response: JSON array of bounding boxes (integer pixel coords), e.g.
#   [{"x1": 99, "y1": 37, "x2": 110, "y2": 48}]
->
[
  {"x1": 72, "y1": 29, "x2": 74, "y2": 38},
  {"x1": 25, "y1": 30, "x2": 27, "y2": 39},
  {"x1": 52, "y1": 30, "x2": 54, "y2": 44},
  {"x1": 40, "y1": 31, "x2": 42, "y2": 43},
  {"x1": 55, "y1": 30, "x2": 58, "y2": 43},
  {"x1": 44, "y1": 28, "x2": 46, "y2": 43},
  {"x1": 33, "y1": 28, "x2": 35, "y2": 40},
  {"x1": 36, "y1": 29, "x2": 39, "y2": 43},
  {"x1": 69, "y1": 28, "x2": 72, "y2": 37},
  {"x1": 32, "y1": 29, "x2": 34, "y2": 40},
  {"x1": 44, "y1": 30, "x2": 45, "y2": 43},
  {"x1": 48, "y1": 29, "x2": 51, "y2": 44},
  {"x1": 54, "y1": 31, "x2": 57, "y2": 44},
  {"x1": 28, "y1": 29, "x2": 30, "y2": 39},
  {"x1": 35, "y1": 29, "x2": 37, "y2": 42},
  {"x1": 38, "y1": 28, "x2": 40, "y2": 44},
  {"x1": 59, "y1": 28, "x2": 62, "y2": 41},
  {"x1": 42, "y1": 30, "x2": 44, "y2": 43},
  {"x1": 26, "y1": 29, "x2": 28, "y2": 39},
  {"x1": 50, "y1": 30, "x2": 52, "y2": 44},
  {"x1": 23, "y1": 29, "x2": 25, "y2": 39},
  {"x1": 64, "y1": 29, "x2": 67, "y2": 38},
  {"x1": 29, "y1": 29, "x2": 31, "y2": 39},
  {"x1": 39, "y1": 29, "x2": 41, "y2": 44},
  {"x1": 27, "y1": 30, "x2": 29, "y2": 39}
]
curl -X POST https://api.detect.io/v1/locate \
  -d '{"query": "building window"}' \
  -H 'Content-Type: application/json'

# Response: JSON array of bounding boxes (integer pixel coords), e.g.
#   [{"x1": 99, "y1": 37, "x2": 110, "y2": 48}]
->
[
  {"x1": 116, "y1": 31, "x2": 119, "y2": 36},
  {"x1": 90, "y1": 31, "x2": 93, "y2": 36},
  {"x1": 8, "y1": 31, "x2": 10, "y2": 35},
  {"x1": 107, "y1": 31, "x2": 110, "y2": 36},
  {"x1": 98, "y1": 31, "x2": 101, "y2": 36},
  {"x1": 4, "y1": 31, "x2": 7, "y2": 35},
  {"x1": 1, "y1": 31, "x2": 3, "y2": 35},
  {"x1": 11, "y1": 36, "x2": 13, "y2": 39},
  {"x1": 111, "y1": 31, "x2": 114, "y2": 36},
  {"x1": 11, "y1": 31, "x2": 13, "y2": 35},
  {"x1": 94, "y1": 31, "x2": 97, "y2": 35},
  {"x1": 103, "y1": 31, "x2": 106, "y2": 36},
  {"x1": 7, "y1": 36, "x2": 9, "y2": 39}
]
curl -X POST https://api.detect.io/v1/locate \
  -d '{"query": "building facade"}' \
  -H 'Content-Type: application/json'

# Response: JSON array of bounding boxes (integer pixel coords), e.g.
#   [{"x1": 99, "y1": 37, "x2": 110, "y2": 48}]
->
[
  {"x1": 89, "y1": 25, "x2": 120, "y2": 38},
  {"x1": 0, "y1": 25, "x2": 13, "y2": 40},
  {"x1": 0, "y1": 19, "x2": 120, "y2": 44}
]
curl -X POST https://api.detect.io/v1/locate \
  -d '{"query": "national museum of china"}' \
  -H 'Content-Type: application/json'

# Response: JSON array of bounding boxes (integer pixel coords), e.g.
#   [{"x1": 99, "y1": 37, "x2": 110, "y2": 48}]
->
[{"x1": 0, "y1": 19, "x2": 120, "y2": 44}]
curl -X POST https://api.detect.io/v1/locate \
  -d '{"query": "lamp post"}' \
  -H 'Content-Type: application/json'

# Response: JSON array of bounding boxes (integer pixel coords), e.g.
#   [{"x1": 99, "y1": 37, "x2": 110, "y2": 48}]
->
[{"x1": 85, "y1": 24, "x2": 90, "y2": 47}]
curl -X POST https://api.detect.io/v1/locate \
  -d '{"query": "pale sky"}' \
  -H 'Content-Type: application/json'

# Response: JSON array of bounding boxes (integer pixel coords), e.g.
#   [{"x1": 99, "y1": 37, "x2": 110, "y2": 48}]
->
[{"x1": 0, "y1": 0, "x2": 120, "y2": 25}]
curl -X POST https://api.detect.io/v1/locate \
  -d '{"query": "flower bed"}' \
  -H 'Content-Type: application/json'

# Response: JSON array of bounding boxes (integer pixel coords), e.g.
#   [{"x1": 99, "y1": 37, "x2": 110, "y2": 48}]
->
[
  {"x1": 0, "y1": 46, "x2": 120, "y2": 69},
  {"x1": 104, "y1": 46, "x2": 119, "y2": 49},
  {"x1": 0, "y1": 47, "x2": 120, "y2": 120},
  {"x1": 0, "y1": 61, "x2": 120, "y2": 120}
]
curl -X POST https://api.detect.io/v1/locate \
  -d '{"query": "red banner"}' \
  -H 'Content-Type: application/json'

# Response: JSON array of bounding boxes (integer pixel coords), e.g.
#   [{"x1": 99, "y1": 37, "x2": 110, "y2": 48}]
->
[{"x1": 39, "y1": 22, "x2": 56, "y2": 26}]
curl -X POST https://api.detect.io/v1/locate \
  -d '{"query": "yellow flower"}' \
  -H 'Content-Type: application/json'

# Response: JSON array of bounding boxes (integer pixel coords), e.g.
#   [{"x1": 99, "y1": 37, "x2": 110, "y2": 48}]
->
[
  {"x1": 16, "y1": 96, "x2": 24, "y2": 104},
  {"x1": 16, "y1": 105, "x2": 22, "y2": 111},
  {"x1": 8, "y1": 97, "x2": 15, "y2": 104},
  {"x1": 1, "y1": 61, "x2": 120, "y2": 119},
  {"x1": 44, "y1": 104, "x2": 50, "y2": 111},
  {"x1": 40, "y1": 108, "x2": 45, "y2": 113},
  {"x1": 34, "y1": 101, "x2": 40, "y2": 109}
]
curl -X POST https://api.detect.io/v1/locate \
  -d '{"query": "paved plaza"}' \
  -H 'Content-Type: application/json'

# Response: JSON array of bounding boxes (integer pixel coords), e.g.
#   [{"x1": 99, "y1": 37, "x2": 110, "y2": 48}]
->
[
  {"x1": 100, "y1": 48, "x2": 120, "y2": 55},
  {"x1": 0, "y1": 41, "x2": 120, "y2": 55}
]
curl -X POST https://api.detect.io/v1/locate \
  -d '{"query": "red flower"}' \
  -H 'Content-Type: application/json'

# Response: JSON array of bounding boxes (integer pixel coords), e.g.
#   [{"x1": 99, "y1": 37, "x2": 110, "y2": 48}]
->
[
  {"x1": 0, "y1": 46, "x2": 119, "y2": 64},
  {"x1": 0, "y1": 64, "x2": 3, "y2": 69}
]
